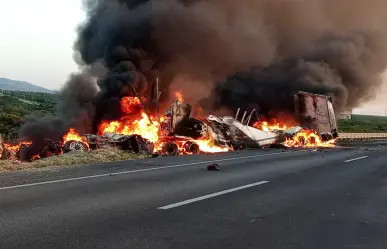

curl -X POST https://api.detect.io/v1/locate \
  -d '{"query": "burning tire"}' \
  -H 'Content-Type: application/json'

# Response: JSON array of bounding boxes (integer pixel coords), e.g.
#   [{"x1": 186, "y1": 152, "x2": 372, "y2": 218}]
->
[
  {"x1": 63, "y1": 140, "x2": 88, "y2": 153},
  {"x1": 183, "y1": 141, "x2": 200, "y2": 154},
  {"x1": 298, "y1": 136, "x2": 306, "y2": 146},
  {"x1": 163, "y1": 142, "x2": 179, "y2": 156},
  {"x1": 309, "y1": 136, "x2": 316, "y2": 145}
]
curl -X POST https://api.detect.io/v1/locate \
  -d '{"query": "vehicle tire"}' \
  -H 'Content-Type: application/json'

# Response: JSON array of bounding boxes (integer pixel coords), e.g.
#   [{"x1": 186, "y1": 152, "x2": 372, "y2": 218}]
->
[
  {"x1": 63, "y1": 140, "x2": 88, "y2": 153},
  {"x1": 163, "y1": 142, "x2": 179, "y2": 156},
  {"x1": 183, "y1": 141, "x2": 200, "y2": 154}
]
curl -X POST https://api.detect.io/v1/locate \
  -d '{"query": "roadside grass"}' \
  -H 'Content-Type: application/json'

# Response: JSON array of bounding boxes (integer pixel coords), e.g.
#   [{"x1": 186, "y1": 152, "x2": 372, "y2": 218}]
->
[
  {"x1": 0, "y1": 149, "x2": 150, "y2": 171},
  {"x1": 338, "y1": 114, "x2": 387, "y2": 133}
]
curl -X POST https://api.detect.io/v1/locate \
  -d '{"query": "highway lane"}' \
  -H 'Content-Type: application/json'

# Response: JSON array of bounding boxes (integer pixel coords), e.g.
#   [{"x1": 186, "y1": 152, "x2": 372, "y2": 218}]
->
[{"x1": 0, "y1": 146, "x2": 386, "y2": 248}]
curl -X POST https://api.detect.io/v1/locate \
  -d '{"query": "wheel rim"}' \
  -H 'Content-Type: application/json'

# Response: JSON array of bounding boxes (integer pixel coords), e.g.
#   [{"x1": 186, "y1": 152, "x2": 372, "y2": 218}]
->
[{"x1": 69, "y1": 141, "x2": 86, "y2": 151}]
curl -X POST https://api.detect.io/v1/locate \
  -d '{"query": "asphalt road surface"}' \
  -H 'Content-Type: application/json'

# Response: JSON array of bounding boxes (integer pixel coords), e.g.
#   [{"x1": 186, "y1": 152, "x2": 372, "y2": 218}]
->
[{"x1": 1, "y1": 144, "x2": 387, "y2": 249}]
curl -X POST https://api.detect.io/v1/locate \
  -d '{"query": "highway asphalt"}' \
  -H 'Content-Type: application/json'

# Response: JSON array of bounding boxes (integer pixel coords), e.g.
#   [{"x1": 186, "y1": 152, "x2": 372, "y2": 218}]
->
[{"x1": 0, "y1": 145, "x2": 386, "y2": 248}]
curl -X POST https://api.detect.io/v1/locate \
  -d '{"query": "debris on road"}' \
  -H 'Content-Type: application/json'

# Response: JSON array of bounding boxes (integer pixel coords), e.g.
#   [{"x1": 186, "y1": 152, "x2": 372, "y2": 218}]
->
[{"x1": 207, "y1": 163, "x2": 220, "y2": 171}]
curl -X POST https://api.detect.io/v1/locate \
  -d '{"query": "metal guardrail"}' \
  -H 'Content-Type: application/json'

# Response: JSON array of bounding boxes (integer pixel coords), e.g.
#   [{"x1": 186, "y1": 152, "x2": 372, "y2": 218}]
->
[{"x1": 338, "y1": 133, "x2": 387, "y2": 140}]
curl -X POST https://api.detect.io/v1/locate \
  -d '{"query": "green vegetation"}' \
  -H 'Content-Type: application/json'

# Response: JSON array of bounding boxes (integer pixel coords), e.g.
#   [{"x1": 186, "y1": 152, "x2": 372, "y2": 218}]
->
[
  {"x1": 0, "y1": 91, "x2": 56, "y2": 139},
  {"x1": 338, "y1": 114, "x2": 387, "y2": 133},
  {"x1": 0, "y1": 149, "x2": 150, "y2": 171},
  {"x1": 0, "y1": 91, "x2": 149, "y2": 171}
]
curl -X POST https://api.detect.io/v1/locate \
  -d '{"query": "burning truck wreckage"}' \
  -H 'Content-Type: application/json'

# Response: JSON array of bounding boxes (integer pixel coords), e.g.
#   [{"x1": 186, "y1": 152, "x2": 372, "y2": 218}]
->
[
  {"x1": 0, "y1": 89, "x2": 338, "y2": 162},
  {"x1": 2, "y1": 0, "x2": 386, "y2": 164}
]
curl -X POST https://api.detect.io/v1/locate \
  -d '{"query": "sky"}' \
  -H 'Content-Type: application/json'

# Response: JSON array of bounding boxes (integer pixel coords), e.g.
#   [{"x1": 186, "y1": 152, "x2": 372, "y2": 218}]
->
[
  {"x1": 0, "y1": 0, "x2": 85, "y2": 91},
  {"x1": 0, "y1": 0, "x2": 385, "y2": 115}
]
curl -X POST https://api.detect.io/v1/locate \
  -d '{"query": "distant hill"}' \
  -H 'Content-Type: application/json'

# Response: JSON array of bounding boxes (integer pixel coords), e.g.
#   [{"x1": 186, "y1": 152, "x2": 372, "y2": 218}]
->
[{"x1": 0, "y1": 78, "x2": 55, "y2": 93}]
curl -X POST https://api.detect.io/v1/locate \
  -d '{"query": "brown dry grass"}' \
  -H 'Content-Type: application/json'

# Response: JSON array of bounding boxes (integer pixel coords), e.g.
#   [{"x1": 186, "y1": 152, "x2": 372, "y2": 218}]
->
[{"x1": 0, "y1": 149, "x2": 150, "y2": 171}]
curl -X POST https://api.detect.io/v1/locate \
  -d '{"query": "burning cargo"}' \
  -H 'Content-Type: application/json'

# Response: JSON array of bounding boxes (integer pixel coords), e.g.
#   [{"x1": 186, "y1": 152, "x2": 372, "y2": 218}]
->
[{"x1": 1, "y1": 90, "x2": 338, "y2": 163}]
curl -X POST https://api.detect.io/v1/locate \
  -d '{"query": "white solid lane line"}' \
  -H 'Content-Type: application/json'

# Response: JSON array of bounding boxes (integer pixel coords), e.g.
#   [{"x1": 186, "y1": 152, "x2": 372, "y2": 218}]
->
[
  {"x1": 344, "y1": 156, "x2": 369, "y2": 163},
  {"x1": 0, "y1": 151, "x2": 301, "y2": 191},
  {"x1": 158, "y1": 181, "x2": 269, "y2": 210}
]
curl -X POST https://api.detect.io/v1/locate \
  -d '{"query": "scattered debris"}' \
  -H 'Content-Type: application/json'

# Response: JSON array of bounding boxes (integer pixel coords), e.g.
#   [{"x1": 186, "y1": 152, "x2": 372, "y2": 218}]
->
[
  {"x1": 207, "y1": 163, "x2": 220, "y2": 171},
  {"x1": 1, "y1": 91, "x2": 339, "y2": 163}
]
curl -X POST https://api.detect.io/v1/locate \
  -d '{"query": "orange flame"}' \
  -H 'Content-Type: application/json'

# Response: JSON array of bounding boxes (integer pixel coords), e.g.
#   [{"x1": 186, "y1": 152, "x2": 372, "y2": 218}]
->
[
  {"x1": 284, "y1": 129, "x2": 336, "y2": 148},
  {"x1": 194, "y1": 138, "x2": 230, "y2": 153},
  {"x1": 254, "y1": 119, "x2": 336, "y2": 148},
  {"x1": 99, "y1": 97, "x2": 161, "y2": 143},
  {"x1": 63, "y1": 128, "x2": 87, "y2": 144},
  {"x1": 174, "y1": 91, "x2": 184, "y2": 102},
  {"x1": 98, "y1": 94, "x2": 229, "y2": 154},
  {"x1": 253, "y1": 120, "x2": 291, "y2": 132},
  {"x1": 155, "y1": 136, "x2": 229, "y2": 155},
  {"x1": 3, "y1": 141, "x2": 32, "y2": 160},
  {"x1": 121, "y1": 96, "x2": 144, "y2": 114},
  {"x1": 62, "y1": 128, "x2": 90, "y2": 151},
  {"x1": 99, "y1": 113, "x2": 161, "y2": 143}
]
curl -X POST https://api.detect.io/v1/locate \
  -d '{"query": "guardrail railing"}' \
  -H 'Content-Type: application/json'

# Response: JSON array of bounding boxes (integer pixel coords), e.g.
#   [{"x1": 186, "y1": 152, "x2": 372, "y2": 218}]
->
[{"x1": 338, "y1": 133, "x2": 387, "y2": 140}]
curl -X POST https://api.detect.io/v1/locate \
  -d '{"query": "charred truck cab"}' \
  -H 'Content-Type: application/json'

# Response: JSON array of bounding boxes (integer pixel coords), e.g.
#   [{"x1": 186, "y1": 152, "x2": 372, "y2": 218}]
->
[{"x1": 294, "y1": 91, "x2": 338, "y2": 141}]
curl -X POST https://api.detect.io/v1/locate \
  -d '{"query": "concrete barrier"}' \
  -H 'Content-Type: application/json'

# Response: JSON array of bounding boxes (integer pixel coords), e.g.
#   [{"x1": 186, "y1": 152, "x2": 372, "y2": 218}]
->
[{"x1": 338, "y1": 133, "x2": 387, "y2": 140}]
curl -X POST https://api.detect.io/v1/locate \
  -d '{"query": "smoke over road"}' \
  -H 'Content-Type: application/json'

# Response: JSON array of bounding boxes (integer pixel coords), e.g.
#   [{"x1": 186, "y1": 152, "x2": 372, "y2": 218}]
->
[{"x1": 19, "y1": 0, "x2": 387, "y2": 144}]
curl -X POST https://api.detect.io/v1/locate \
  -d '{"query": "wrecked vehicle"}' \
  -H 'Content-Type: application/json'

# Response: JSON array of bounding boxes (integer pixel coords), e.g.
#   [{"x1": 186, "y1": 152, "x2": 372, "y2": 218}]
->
[
  {"x1": 54, "y1": 132, "x2": 154, "y2": 155},
  {"x1": 159, "y1": 99, "x2": 295, "y2": 150},
  {"x1": 1, "y1": 91, "x2": 339, "y2": 162},
  {"x1": 203, "y1": 91, "x2": 338, "y2": 148},
  {"x1": 294, "y1": 91, "x2": 338, "y2": 140},
  {"x1": 154, "y1": 90, "x2": 316, "y2": 151},
  {"x1": 207, "y1": 115, "x2": 302, "y2": 148},
  {"x1": 2, "y1": 132, "x2": 155, "y2": 162},
  {"x1": 0, "y1": 136, "x2": 32, "y2": 161},
  {"x1": 158, "y1": 100, "x2": 226, "y2": 155},
  {"x1": 83, "y1": 132, "x2": 154, "y2": 153}
]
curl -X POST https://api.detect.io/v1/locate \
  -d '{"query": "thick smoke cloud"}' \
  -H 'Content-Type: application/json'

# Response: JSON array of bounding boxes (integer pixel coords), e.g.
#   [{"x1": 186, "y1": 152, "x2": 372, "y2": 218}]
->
[
  {"x1": 208, "y1": 31, "x2": 387, "y2": 116},
  {"x1": 74, "y1": 0, "x2": 387, "y2": 116},
  {"x1": 19, "y1": 67, "x2": 100, "y2": 156},
  {"x1": 19, "y1": 0, "x2": 387, "y2": 147}
]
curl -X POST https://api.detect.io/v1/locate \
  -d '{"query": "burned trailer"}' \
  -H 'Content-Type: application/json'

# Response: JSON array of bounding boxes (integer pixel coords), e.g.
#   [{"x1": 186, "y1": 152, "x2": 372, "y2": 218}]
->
[
  {"x1": 205, "y1": 115, "x2": 250, "y2": 149},
  {"x1": 294, "y1": 91, "x2": 338, "y2": 141},
  {"x1": 161, "y1": 98, "x2": 290, "y2": 151},
  {"x1": 83, "y1": 133, "x2": 154, "y2": 154},
  {"x1": 206, "y1": 115, "x2": 292, "y2": 148}
]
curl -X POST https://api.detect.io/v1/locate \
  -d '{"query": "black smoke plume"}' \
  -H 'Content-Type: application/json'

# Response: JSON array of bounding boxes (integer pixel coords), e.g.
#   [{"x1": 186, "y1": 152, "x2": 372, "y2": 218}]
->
[
  {"x1": 19, "y1": 69, "x2": 100, "y2": 158},
  {"x1": 207, "y1": 31, "x2": 387, "y2": 116},
  {"x1": 18, "y1": 0, "x2": 387, "y2": 154},
  {"x1": 74, "y1": 0, "x2": 387, "y2": 117}
]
